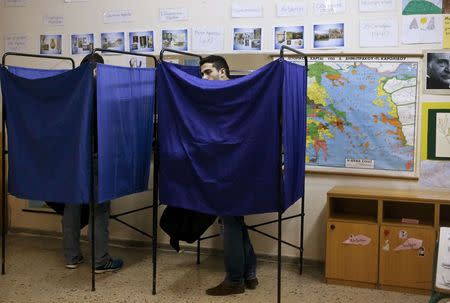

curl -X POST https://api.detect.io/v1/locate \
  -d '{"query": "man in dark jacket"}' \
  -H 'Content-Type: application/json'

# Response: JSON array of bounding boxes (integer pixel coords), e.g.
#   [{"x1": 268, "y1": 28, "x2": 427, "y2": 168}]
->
[{"x1": 200, "y1": 55, "x2": 259, "y2": 296}]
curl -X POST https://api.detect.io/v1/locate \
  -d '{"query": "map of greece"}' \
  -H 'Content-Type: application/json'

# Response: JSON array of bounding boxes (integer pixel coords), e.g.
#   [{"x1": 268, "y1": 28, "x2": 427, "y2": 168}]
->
[{"x1": 304, "y1": 57, "x2": 419, "y2": 172}]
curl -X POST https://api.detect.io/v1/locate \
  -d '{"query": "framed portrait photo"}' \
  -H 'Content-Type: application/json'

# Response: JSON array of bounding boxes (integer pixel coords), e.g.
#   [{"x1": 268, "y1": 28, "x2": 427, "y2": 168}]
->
[{"x1": 424, "y1": 50, "x2": 450, "y2": 95}]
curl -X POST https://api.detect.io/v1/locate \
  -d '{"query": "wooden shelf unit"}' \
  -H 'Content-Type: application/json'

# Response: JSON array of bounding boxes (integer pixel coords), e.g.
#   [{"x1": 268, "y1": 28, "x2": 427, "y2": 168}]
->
[{"x1": 325, "y1": 186, "x2": 450, "y2": 294}]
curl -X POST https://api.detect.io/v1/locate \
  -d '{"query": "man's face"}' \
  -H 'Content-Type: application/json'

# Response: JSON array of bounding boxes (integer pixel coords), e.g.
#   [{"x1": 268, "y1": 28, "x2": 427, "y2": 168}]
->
[
  {"x1": 200, "y1": 63, "x2": 227, "y2": 80},
  {"x1": 429, "y1": 53, "x2": 450, "y2": 83}
]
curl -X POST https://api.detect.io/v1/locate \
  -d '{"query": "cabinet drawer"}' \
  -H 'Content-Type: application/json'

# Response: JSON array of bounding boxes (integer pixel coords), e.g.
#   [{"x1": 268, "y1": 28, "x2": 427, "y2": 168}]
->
[{"x1": 325, "y1": 221, "x2": 378, "y2": 283}]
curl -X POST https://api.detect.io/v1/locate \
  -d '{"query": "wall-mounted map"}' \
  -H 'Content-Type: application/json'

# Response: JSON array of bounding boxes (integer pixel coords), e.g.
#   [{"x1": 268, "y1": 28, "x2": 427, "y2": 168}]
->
[{"x1": 287, "y1": 55, "x2": 420, "y2": 177}]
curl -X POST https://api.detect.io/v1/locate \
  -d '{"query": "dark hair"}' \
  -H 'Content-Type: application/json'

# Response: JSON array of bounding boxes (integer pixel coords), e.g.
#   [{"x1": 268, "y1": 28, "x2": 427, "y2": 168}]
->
[
  {"x1": 80, "y1": 53, "x2": 104, "y2": 66},
  {"x1": 200, "y1": 55, "x2": 230, "y2": 78}
]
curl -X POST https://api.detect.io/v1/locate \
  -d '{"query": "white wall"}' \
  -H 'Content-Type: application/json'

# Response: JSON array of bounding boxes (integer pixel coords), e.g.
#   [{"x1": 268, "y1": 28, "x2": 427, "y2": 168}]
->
[{"x1": 1, "y1": 0, "x2": 450, "y2": 262}]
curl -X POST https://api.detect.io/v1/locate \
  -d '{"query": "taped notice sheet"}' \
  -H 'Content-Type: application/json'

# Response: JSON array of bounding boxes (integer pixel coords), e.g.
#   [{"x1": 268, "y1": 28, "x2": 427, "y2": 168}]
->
[
  {"x1": 420, "y1": 160, "x2": 450, "y2": 188},
  {"x1": 394, "y1": 238, "x2": 423, "y2": 251},
  {"x1": 342, "y1": 234, "x2": 371, "y2": 246}
]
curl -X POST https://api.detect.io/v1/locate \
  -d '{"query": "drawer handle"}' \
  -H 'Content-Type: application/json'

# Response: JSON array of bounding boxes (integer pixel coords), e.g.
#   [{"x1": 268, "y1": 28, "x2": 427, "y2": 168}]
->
[{"x1": 330, "y1": 224, "x2": 335, "y2": 230}]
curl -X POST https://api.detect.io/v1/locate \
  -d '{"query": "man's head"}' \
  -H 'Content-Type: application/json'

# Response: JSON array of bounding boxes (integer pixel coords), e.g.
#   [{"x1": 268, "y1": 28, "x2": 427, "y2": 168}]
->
[
  {"x1": 200, "y1": 55, "x2": 230, "y2": 80},
  {"x1": 427, "y1": 53, "x2": 450, "y2": 84},
  {"x1": 80, "y1": 53, "x2": 104, "y2": 67}
]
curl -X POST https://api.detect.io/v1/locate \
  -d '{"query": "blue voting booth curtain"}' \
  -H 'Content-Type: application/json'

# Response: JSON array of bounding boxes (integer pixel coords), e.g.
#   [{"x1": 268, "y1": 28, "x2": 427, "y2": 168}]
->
[
  {"x1": 157, "y1": 60, "x2": 284, "y2": 216},
  {"x1": 96, "y1": 64, "x2": 155, "y2": 202},
  {"x1": 7, "y1": 66, "x2": 68, "y2": 79},
  {"x1": 0, "y1": 64, "x2": 94, "y2": 203},
  {"x1": 282, "y1": 60, "x2": 307, "y2": 209}
]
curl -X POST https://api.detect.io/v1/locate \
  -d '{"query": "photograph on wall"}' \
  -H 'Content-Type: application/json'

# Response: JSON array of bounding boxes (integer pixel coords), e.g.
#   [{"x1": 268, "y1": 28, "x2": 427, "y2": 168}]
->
[
  {"x1": 129, "y1": 31, "x2": 154, "y2": 53},
  {"x1": 274, "y1": 26, "x2": 304, "y2": 50},
  {"x1": 312, "y1": 23, "x2": 344, "y2": 49},
  {"x1": 424, "y1": 50, "x2": 450, "y2": 94},
  {"x1": 402, "y1": 0, "x2": 442, "y2": 15},
  {"x1": 71, "y1": 33, "x2": 94, "y2": 55},
  {"x1": 40, "y1": 34, "x2": 62, "y2": 55},
  {"x1": 161, "y1": 29, "x2": 188, "y2": 51},
  {"x1": 233, "y1": 27, "x2": 262, "y2": 51},
  {"x1": 100, "y1": 32, "x2": 125, "y2": 51},
  {"x1": 427, "y1": 109, "x2": 450, "y2": 160}
]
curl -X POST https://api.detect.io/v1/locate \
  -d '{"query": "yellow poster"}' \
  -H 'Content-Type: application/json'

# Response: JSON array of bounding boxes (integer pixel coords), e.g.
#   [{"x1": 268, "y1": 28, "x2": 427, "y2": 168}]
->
[{"x1": 444, "y1": 16, "x2": 450, "y2": 49}]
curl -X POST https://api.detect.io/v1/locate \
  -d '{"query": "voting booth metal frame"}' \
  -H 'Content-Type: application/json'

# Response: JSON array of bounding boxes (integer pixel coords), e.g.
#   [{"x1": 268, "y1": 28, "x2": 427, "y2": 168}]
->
[
  {"x1": 1, "y1": 52, "x2": 77, "y2": 279},
  {"x1": 0, "y1": 49, "x2": 158, "y2": 292},
  {"x1": 159, "y1": 45, "x2": 308, "y2": 303},
  {"x1": 1, "y1": 46, "x2": 307, "y2": 303}
]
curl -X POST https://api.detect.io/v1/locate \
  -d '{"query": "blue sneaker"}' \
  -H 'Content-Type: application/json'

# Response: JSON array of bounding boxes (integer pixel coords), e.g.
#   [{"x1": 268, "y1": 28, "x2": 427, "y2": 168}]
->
[
  {"x1": 95, "y1": 258, "x2": 123, "y2": 274},
  {"x1": 66, "y1": 255, "x2": 84, "y2": 269}
]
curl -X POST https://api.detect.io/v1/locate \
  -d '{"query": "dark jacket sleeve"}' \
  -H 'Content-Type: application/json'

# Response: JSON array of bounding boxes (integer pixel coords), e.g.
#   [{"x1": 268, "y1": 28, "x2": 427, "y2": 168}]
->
[{"x1": 160, "y1": 206, "x2": 217, "y2": 252}]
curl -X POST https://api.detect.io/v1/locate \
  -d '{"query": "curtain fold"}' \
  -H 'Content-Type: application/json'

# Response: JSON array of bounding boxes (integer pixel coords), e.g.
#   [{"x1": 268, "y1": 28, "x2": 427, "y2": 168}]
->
[
  {"x1": 157, "y1": 60, "x2": 284, "y2": 216},
  {"x1": 0, "y1": 64, "x2": 94, "y2": 203},
  {"x1": 7, "y1": 65, "x2": 68, "y2": 79},
  {"x1": 282, "y1": 60, "x2": 307, "y2": 209},
  {"x1": 96, "y1": 64, "x2": 155, "y2": 202}
]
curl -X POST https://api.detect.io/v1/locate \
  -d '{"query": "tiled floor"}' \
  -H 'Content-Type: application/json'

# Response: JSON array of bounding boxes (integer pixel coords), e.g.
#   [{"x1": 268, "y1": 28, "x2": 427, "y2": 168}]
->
[{"x1": 0, "y1": 233, "x2": 430, "y2": 303}]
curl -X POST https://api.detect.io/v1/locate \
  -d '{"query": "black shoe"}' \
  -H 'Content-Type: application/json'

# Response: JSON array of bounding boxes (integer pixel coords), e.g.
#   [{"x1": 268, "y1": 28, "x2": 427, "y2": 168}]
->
[
  {"x1": 95, "y1": 258, "x2": 123, "y2": 274},
  {"x1": 206, "y1": 280, "x2": 245, "y2": 296},
  {"x1": 245, "y1": 277, "x2": 259, "y2": 289},
  {"x1": 65, "y1": 255, "x2": 84, "y2": 269}
]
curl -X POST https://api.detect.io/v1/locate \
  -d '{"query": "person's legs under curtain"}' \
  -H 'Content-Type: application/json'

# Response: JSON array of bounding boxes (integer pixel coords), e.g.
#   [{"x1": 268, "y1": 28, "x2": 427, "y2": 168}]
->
[
  {"x1": 63, "y1": 204, "x2": 83, "y2": 268},
  {"x1": 243, "y1": 221, "x2": 258, "y2": 289},
  {"x1": 89, "y1": 201, "x2": 111, "y2": 267},
  {"x1": 206, "y1": 215, "x2": 258, "y2": 295},
  {"x1": 223, "y1": 216, "x2": 246, "y2": 284}
]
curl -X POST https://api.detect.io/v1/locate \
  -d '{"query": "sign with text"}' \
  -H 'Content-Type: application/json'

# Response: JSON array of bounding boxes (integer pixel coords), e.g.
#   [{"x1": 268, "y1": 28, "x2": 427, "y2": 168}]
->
[
  {"x1": 342, "y1": 234, "x2": 371, "y2": 246},
  {"x1": 277, "y1": 2, "x2": 307, "y2": 17},
  {"x1": 345, "y1": 159, "x2": 375, "y2": 169},
  {"x1": 314, "y1": 0, "x2": 346, "y2": 14},
  {"x1": 4, "y1": 34, "x2": 27, "y2": 52},
  {"x1": 103, "y1": 10, "x2": 133, "y2": 24},
  {"x1": 192, "y1": 27, "x2": 224, "y2": 52},
  {"x1": 359, "y1": 0, "x2": 395, "y2": 12},
  {"x1": 5, "y1": 0, "x2": 26, "y2": 7},
  {"x1": 43, "y1": 14, "x2": 64, "y2": 26},
  {"x1": 360, "y1": 19, "x2": 398, "y2": 47},
  {"x1": 159, "y1": 7, "x2": 188, "y2": 22},
  {"x1": 232, "y1": 3, "x2": 263, "y2": 18},
  {"x1": 394, "y1": 238, "x2": 423, "y2": 251}
]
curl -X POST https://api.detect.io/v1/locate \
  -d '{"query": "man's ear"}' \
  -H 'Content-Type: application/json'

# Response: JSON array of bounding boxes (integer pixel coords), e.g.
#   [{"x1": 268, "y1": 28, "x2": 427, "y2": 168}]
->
[{"x1": 219, "y1": 68, "x2": 228, "y2": 80}]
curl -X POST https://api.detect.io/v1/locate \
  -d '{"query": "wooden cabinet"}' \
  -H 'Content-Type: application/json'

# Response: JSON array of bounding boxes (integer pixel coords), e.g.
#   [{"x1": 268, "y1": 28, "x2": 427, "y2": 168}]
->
[{"x1": 325, "y1": 186, "x2": 450, "y2": 293}]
